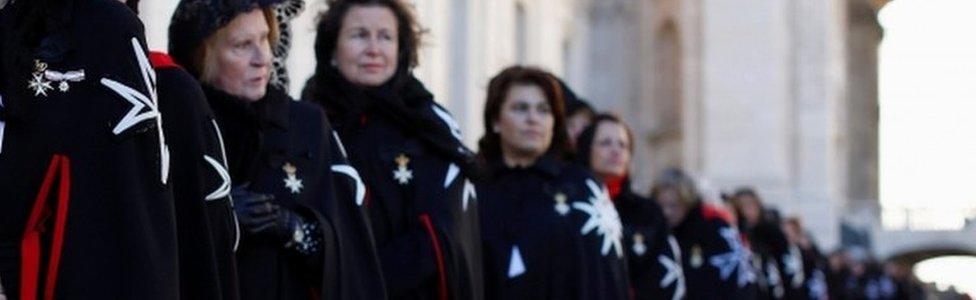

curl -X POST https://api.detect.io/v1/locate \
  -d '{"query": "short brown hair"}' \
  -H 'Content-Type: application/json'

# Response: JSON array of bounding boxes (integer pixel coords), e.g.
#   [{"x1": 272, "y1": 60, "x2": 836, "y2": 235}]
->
[
  {"x1": 194, "y1": 7, "x2": 279, "y2": 83},
  {"x1": 477, "y1": 66, "x2": 573, "y2": 162},
  {"x1": 314, "y1": 0, "x2": 423, "y2": 72}
]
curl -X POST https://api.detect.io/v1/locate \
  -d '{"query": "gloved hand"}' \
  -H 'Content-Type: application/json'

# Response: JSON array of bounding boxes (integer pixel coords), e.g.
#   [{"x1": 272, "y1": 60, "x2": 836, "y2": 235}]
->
[{"x1": 232, "y1": 186, "x2": 303, "y2": 245}]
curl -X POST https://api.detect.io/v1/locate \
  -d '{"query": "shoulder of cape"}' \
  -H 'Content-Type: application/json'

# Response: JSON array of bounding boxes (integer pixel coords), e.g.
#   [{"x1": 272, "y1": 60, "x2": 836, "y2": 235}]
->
[
  {"x1": 77, "y1": 0, "x2": 145, "y2": 39},
  {"x1": 289, "y1": 97, "x2": 327, "y2": 125}
]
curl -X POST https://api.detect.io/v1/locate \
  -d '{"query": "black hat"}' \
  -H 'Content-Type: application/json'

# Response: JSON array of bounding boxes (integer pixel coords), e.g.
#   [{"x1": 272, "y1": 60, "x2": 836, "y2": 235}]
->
[{"x1": 168, "y1": 0, "x2": 283, "y2": 76}]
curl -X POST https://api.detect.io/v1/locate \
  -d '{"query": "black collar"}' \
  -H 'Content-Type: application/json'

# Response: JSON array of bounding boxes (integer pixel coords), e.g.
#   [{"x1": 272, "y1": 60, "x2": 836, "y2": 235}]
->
[
  {"x1": 486, "y1": 154, "x2": 565, "y2": 179},
  {"x1": 203, "y1": 84, "x2": 289, "y2": 130}
]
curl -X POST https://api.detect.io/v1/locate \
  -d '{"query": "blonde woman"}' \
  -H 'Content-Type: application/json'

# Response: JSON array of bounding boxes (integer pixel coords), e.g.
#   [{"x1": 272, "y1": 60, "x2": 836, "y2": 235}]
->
[{"x1": 169, "y1": 0, "x2": 385, "y2": 298}]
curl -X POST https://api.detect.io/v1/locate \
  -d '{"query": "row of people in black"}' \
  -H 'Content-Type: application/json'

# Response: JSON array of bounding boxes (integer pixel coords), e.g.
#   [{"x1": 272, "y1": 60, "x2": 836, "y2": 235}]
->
[{"x1": 0, "y1": 0, "x2": 881, "y2": 299}]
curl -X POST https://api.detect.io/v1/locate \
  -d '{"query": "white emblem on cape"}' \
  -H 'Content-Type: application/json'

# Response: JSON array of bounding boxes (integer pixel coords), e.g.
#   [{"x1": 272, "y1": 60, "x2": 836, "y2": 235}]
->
[
  {"x1": 101, "y1": 38, "x2": 169, "y2": 184},
  {"x1": 332, "y1": 131, "x2": 348, "y2": 158},
  {"x1": 507, "y1": 245, "x2": 526, "y2": 278},
  {"x1": 659, "y1": 236, "x2": 686, "y2": 300},
  {"x1": 708, "y1": 227, "x2": 756, "y2": 287},
  {"x1": 572, "y1": 179, "x2": 624, "y2": 257},
  {"x1": 203, "y1": 155, "x2": 231, "y2": 201},
  {"x1": 332, "y1": 164, "x2": 366, "y2": 206},
  {"x1": 767, "y1": 260, "x2": 785, "y2": 298},
  {"x1": 209, "y1": 120, "x2": 240, "y2": 251},
  {"x1": 783, "y1": 245, "x2": 805, "y2": 288},
  {"x1": 431, "y1": 104, "x2": 462, "y2": 141},
  {"x1": 808, "y1": 269, "x2": 828, "y2": 300}
]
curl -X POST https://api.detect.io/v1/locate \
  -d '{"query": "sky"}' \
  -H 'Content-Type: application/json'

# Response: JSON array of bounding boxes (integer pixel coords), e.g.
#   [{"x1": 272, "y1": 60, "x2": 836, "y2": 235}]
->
[
  {"x1": 879, "y1": 0, "x2": 976, "y2": 295},
  {"x1": 878, "y1": 0, "x2": 976, "y2": 231}
]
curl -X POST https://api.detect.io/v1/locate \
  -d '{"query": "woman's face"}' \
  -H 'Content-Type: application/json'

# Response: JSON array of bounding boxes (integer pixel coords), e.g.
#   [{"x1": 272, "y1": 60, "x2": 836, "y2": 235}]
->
[
  {"x1": 656, "y1": 188, "x2": 689, "y2": 228},
  {"x1": 589, "y1": 121, "x2": 630, "y2": 179},
  {"x1": 495, "y1": 84, "x2": 554, "y2": 162},
  {"x1": 734, "y1": 195, "x2": 762, "y2": 227},
  {"x1": 333, "y1": 5, "x2": 399, "y2": 87},
  {"x1": 208, "y1": 9, "x2": 272, "y2": 101}
]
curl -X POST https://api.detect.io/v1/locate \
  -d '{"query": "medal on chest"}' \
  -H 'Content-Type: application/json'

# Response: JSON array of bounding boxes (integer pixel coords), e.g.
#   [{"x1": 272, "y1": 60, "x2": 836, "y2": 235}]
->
[
  {"x1": 27, "y1": 60, "x2": 86, "y2": 97},
  {"x1": 28, "y1": 60, "x2": 54, "y2": 97},
  {"x1": 282, "y1": 162, "x2": 304, "y2": 194},
  {"x1": 392, "y1": 154, "x2": 413, "y2": 185},
  {"x1": 632, "y1": 233, "x2": 647, "y2": 256},
  {"x1": 690, "y1": 244, "x2": 704, "y2": 268},
  {"x1": 553, "y1": 192, "x2": 570, "y2": 216},
  {"x1": 46, "y1": 69, "x2": 86, "y2": 93}
]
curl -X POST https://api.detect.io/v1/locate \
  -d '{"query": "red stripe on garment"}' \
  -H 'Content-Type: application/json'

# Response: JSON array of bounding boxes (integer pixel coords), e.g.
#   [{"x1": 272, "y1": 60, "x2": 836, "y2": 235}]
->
[
  {"x1": 701, "y1": 204, "x2": 734, "y2": 224},
  {"x1": 20, "y1": 155, "x2": 64, "y2": 300},
  {"x1": 44, "y1": 156, "x2": 71, "y2": 300},
  {"x1": 419, "y1": 214, "x2": 448, "y2": 300},
  {"x1": 149, "y1": 51, "x2": 181, "y2": 69}
]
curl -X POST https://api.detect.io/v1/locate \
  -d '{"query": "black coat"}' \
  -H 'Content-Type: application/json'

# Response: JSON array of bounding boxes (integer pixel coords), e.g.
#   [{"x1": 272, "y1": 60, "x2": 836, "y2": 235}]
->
[
  {"x1": 745, "y1": 220, "x2": 800, "y2": 300},
  {"x1": 610, "y1": 179, "x2": 684, "y2": 300},
  {"x1": 739, "y1": 220, "x2": 792, "y2": 299},
  {"x1": 673, "y1": 203, "x2": 759, "y2": 300},
  {"x1": 305, "y1": 72, "x2": 483, "y2": 300},
  {"x1": 479, "y1": 157, "x2": 630, "y2": 300},
  {"x1": 798, "y1": 245, "x2": 829, "y2": 300},
  {"x1": 205, "y1": 85, "x2": 386, "y2": 300},
  {"x1": 0, "y1": 1, "x2": 178, "y2": 298},
  {"x1": 153, "y1": 52, "x2": 240, "y2": 300}
]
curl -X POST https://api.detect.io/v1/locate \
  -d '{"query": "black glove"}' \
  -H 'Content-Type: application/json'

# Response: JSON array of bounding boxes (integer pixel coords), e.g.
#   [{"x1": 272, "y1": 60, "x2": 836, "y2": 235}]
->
[{"x1": 232, "y1": 186, "x2": 301, "y2": 245}]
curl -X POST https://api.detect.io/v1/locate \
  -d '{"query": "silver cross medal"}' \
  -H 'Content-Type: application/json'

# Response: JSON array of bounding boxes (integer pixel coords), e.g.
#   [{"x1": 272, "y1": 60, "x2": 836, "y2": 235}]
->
[
  {"x1": 554, "y1": 192, "x2": 570, "y2": 216},
  {"x1": 27, "y1": 60, "x2": 53, "y2": 97},
  {"x1": 392, "y1": 154, "x2": 413, "y2": 185},
  {"x1": 282, "y1": 162, "x2": 304, "y2": 194}
]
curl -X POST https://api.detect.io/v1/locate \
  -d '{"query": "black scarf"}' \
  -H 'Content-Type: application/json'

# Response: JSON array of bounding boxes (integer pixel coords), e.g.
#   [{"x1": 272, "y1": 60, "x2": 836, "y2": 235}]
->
[
  {"x1": 304, "y1": 65, "x2": 481, "y2": 179},
  {"x1": 203, "y1": 84, "x2": 288, "y2": 184}
]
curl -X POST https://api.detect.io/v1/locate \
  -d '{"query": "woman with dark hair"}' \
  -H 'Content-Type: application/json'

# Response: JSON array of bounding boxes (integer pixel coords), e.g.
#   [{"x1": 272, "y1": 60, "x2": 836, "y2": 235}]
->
[
  {"x1": 478, "y1": 66, "x2": 629, "y2": 300},
  {"x1": 653, "y1": 169, "x2": 759, "y2": 299},
  {"x1": 0, "y1": 0, "x2": 180, "y2": 298},
  {"x1": 556, "y1": 78, "x2": 594, "y2": 145},
  {"x1": 728, "y1": 187, "x2": 807, "y2": 300},
  {"x1": 169, "y1": 0, "x2": 385, "y2": 299},
  {"x1": 302, "y1": 0, "x2": 483, "y2": 299},
  {"x1": 576, "y1": 113, "x2": 685, "y2": 300},
  {"x1": 782, "y1": 217, "x2": 830, "y2": 300}
]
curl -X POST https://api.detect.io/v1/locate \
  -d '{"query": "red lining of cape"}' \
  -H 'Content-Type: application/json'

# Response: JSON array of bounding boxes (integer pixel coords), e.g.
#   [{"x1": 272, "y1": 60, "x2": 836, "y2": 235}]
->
[
  {"x1": 419, "y1": 214, "x2": 448, "y2": 300},
  {"x1": 21, "y1": 155, "x2": 71, "y2": 300}
]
